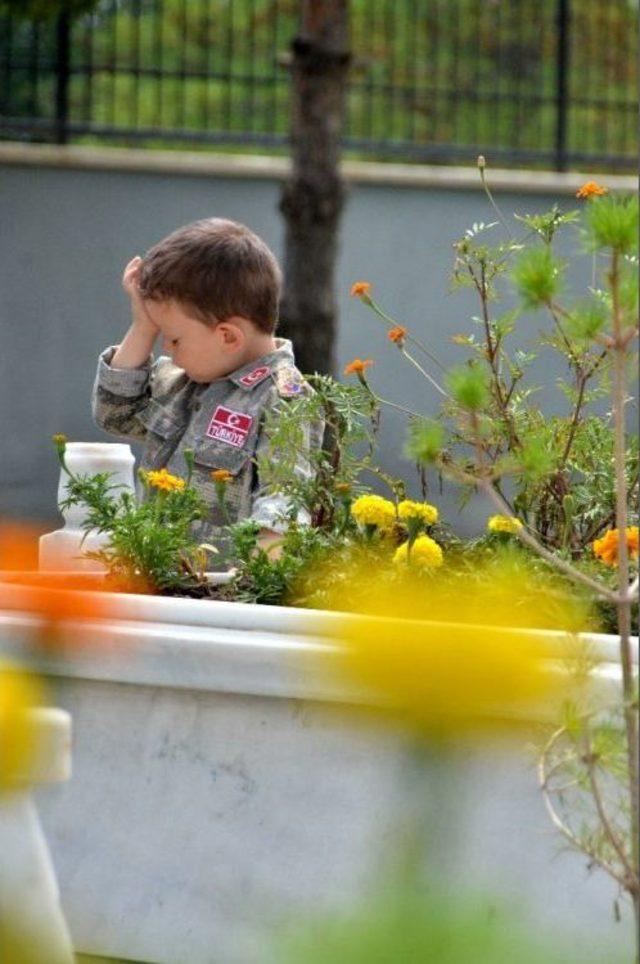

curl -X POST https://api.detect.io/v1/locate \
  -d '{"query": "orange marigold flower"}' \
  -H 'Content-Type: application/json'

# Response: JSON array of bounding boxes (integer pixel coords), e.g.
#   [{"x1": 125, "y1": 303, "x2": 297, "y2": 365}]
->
[
  {"x1": 344, "y1": 358, "x2": 374, "y2": 377},
  {"x1": 350, "y1": 281, "x2": 372, "y2": 299},
  {"x1": 388, "y1": 326, "x2": 407, "y2": 344},
  {"x1": 211, "y1": 469, "x2": 233, "y2": 484},
  {"x1": 576, "y1": 181, "x2": 608, "y2": 199},
  {"x1": 592, "y1": 527, "x2": 639, "y2": 566}
]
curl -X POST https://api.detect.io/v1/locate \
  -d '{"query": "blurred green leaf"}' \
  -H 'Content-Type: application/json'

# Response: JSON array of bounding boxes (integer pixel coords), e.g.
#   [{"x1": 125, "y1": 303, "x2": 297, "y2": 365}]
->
[
  {"x1": 512, "y1": 247, "x2": 565, "y2": 309},
  {"x1": 583, "y1": 194, "x2": 638, "y2": 255},
  {"x1": 446, "y1": 364, "x2": 491, "y2": 412}
]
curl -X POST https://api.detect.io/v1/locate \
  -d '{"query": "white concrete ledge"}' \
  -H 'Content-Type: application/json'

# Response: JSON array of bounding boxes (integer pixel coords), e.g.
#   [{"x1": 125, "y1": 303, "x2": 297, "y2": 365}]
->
[{"x1": 0, "y1": 142, "x2": 635, "y2": 195}]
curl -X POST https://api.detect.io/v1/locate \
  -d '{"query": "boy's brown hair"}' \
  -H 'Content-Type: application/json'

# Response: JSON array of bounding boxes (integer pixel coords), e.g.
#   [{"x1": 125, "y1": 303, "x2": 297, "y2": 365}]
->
[{"x1": 138, "y1": 218, "x2": 282, "y2": 333}]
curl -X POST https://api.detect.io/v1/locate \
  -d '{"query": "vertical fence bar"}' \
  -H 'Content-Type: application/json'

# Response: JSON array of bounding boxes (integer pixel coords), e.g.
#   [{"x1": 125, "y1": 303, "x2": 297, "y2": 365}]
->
[
  {"x1": 54, "y1": 11, "x2": 70, "y2": 144},
  {"x1": 555, "y1": 0, "x2": 569, "y2": 170},
  {"x1": 0, "y1": 15, "x2": 12, "y2": 119}
]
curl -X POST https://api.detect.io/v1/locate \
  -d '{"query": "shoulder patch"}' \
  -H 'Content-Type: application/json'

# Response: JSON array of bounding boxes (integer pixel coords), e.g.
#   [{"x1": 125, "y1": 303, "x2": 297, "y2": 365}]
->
[{"x1": 274, "y1": 366, "x2": 309, "y2": 399}]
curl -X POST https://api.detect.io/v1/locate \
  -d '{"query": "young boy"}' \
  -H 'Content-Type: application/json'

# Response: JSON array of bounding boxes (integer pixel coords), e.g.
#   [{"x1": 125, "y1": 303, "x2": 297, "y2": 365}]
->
[{"x1": 92, "y1": 217, "x2": 322, "y2": 564}]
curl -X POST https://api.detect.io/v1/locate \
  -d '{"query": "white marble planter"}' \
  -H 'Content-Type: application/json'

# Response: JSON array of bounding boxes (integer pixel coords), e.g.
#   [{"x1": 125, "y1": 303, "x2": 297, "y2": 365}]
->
[{"x1": 0, "y1": 582, "x2": 636, "y2": 964}]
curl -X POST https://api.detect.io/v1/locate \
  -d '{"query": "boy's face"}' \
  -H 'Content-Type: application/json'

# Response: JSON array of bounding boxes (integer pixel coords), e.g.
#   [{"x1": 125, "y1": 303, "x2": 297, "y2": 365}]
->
[{"x1": 143, "y1": 299, "x2": 232, "y2": 383}]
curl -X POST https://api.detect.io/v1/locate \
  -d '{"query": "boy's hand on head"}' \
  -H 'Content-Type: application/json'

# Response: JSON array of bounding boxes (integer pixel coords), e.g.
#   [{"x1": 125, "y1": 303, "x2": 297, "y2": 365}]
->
[{"x1": 122, "y1": 256, "x2": 158, "y2": 334}]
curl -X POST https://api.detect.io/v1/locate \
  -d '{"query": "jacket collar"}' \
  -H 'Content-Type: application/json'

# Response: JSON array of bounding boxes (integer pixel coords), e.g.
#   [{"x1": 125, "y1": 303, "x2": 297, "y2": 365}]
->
[{"x1": 226, "y1": 338, "x2": 295, "y2": 391}]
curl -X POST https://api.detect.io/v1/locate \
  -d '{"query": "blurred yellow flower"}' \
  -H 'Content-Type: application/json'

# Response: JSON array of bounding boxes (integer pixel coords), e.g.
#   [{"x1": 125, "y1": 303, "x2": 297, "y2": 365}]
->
[
  {"x1": 316, "y1": 554, "x2": 592, "y2": 738},
  {"x1": 0, "y1": 662, "x2": 43, "y2": 791},
  {"x1": 393, "y1": 535, "x2": 443, "y2": 569},
  {"x1": 488, "y1": 514, "x2": 523, "y2": 534},
  {"x1": 592, "y1": 526, "x2": 639, "y2": 566},
  {"x1": 143, "y1": 468, "x2": 186, "y2": 492},
  {"x1": 398, "y1": 500, "x2": 438, "y2": 526},
  {"x1": 351, "y1": 494, "x2": 396, "y2": 530}
]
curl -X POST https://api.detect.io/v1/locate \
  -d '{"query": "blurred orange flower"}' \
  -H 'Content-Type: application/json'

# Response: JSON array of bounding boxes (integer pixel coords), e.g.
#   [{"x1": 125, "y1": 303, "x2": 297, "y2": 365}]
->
[
  {"x1": 350, "y1": 281, "x2": 372, "y2": 298},
  {"x1": 576, "y1": 181, "x2": 608, "y2": 199},
  {"x1": 344, "y1": 358, "x2": 374, "y2": 377},
  {"x1": 0, "y1": 521, "x2": 42, "y2": 572},
  {"x1": 0, "y1": 519, "x2": 121, "y2": 652},
  {"x1": 211, "y1": 469, "x2": 233, "y2": 484},
  {"x1": 592, "y1": 526, "x2": 639, "y2": 566},
  {"x1": 388, "y1": 326, "x2": 407, "y2": 344}
]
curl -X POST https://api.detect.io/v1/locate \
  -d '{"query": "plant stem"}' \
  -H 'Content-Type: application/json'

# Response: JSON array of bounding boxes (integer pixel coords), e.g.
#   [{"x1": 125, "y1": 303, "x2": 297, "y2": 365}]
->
[
  {"x1": 367, "y1": 297, "x2": 448, "y2": 372},
  {"x1": 610, "y1": 248, "x2": 640, "y2": 930},
  {"x1": 449, "y1": 452, "x2": 620, "y2": 602},
  {"x1": 400, "y1": 348, "x2": 449, "y2": 397},
  {"x1": 479, "y1": 162, "x2": 513, "y2": 239},
  {"x1": 583, "y1": 732, "x2": 635, "y2": 886}
]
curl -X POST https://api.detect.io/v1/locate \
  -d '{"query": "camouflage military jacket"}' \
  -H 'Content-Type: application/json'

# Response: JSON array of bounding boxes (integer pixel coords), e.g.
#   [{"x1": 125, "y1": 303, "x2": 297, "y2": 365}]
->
[{"x1": 92, "y1": 339, "x2": 323, "y2": 563}]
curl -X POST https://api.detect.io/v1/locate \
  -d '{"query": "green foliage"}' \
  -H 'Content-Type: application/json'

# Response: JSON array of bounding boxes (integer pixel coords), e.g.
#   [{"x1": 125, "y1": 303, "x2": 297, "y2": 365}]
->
[
  {"x1": 58, "y1": 452, "x2": 211, "y2": 595},
  {"x1": 256, "y1": 374, "x2": 397, "y2": 531},
  {"x1": 583, "y1": 194, "x2": 639, "y2": 254},
  {"x1": 277, "y1": 886, "x2": 609, "y2": 964},
  {"x1": 517, "y1": 428, "x2": 558, "y2": 483},
  {"x1": 511, "y1": 245, "x2": 564, "y2": 308},
  {"x1": 228, "y1": 521, "x2": 336, "y2": 607},
  {"x1": 446, "y1": 364, "x2": 490, "y2": 412},
  {"x1": 514, "y1": 205, "x2": 580, "y2": 244},
  {"x1": 405, "y1": 418, "x2": 444, "y2": 464},
  {"x1": 564, "y1": 297, "x2": 609, "y2": 345},
  {"x1": 540, "y1": 701, "x2": 637, "y2": 892},
  {"x1": 618, "y1": 257, "x2": 640, "y2": 325}
]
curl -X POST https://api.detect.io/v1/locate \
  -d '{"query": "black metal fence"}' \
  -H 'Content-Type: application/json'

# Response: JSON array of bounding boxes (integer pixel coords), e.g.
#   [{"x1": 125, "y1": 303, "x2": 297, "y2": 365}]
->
[{"x1": 1, "y1": 0, "x2": 637, "y2": 171}]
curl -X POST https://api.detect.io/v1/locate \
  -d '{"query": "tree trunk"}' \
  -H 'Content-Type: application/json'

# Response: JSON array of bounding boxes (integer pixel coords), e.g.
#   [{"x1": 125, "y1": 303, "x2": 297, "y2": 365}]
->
[{"x1": 278, "y1": 0, "x2": 350, "y2": 376}]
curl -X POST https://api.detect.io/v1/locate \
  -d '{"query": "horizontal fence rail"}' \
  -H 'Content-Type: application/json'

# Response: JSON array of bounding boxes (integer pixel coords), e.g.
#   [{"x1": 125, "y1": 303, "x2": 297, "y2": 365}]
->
[{"x1": 0, "y1": 0, "x2": 637, "y2": 172}]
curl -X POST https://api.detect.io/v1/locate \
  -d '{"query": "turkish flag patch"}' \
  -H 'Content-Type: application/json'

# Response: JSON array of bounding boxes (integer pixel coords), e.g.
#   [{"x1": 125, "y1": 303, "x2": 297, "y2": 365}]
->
[
  {"x1": 239, "y1": 365, "x2": 270, "y2": 388},
  {"x1": 205, "y1": 406, "x2": 253, "y2": 448}
]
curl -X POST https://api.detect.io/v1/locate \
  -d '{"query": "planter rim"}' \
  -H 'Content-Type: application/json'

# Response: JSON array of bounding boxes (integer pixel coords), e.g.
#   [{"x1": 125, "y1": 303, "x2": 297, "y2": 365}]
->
[
  {"x1": 0, "y1": 572, "x2": 635, "y2": 714},
  {"x1": 0, "y1": 573, "x2": 635, "y2": 653}
]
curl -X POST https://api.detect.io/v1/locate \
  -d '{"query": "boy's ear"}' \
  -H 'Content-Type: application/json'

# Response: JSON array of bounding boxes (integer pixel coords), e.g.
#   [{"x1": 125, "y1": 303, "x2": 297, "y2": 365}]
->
[{"x1": 218, "y1": 320, "x2": 246, "y2": 350}]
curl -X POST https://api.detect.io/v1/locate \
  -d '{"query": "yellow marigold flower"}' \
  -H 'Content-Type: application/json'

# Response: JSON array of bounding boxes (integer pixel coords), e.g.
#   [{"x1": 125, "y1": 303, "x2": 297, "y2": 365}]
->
[
  {"x1": 576, "y1": 180, "x2": 608, "y2": 199},
  {"x1": 211, "y1": 469, "x2": 233, "y2": 484},
  {"x1": 350, "y1": 281, "x2": 372, "y2": 299},
  {"x1": 344, "y1": 358, "x2": 374, "y2": 377},
  {"x1": 488, "y1": 515, "x2": 523, "y2": 534},
  {"x1": 144, "y1": 468, "x2": 186, "y2": 492},
  {"x1": 387, "y1": 325, "x2": 407, "y2": 344},
  {"x1": 592, "y1": 527, "x2": 639, "y2": 566},
  {"x1": 351, "y1": 494, "x2": 396, "y2": 530},
  {"x1": 0, "y1": 662, "x2": 43, "y2": 790},
  {"x1": 398, "y1": 500, "x2": 438, "y2": 526},
  {"x1": 393, "y1": 535, "x2": 443, "y2": 569}
]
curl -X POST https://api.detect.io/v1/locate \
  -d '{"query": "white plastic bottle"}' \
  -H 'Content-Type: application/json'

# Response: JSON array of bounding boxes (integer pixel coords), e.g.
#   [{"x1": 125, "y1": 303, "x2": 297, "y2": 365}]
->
[{"x1": 39, "y1": 443, "x2": 136, "y2": 572}]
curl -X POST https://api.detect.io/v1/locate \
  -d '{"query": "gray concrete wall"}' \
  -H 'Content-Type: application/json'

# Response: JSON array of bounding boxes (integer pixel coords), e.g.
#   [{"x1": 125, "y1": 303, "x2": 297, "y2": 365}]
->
[{"x1": 1, "y1": 146, "x2": 635, "y2": 536}]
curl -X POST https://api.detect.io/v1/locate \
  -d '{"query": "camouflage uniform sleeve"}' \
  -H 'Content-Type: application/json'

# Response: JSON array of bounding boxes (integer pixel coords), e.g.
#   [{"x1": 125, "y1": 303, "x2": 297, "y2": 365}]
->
[
  {"x1": 249, "y1": 370, "x2": 324, "y2": 533},
  {"x1": 91, "y1": 345, "x2": 155, "y2": 442}
]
